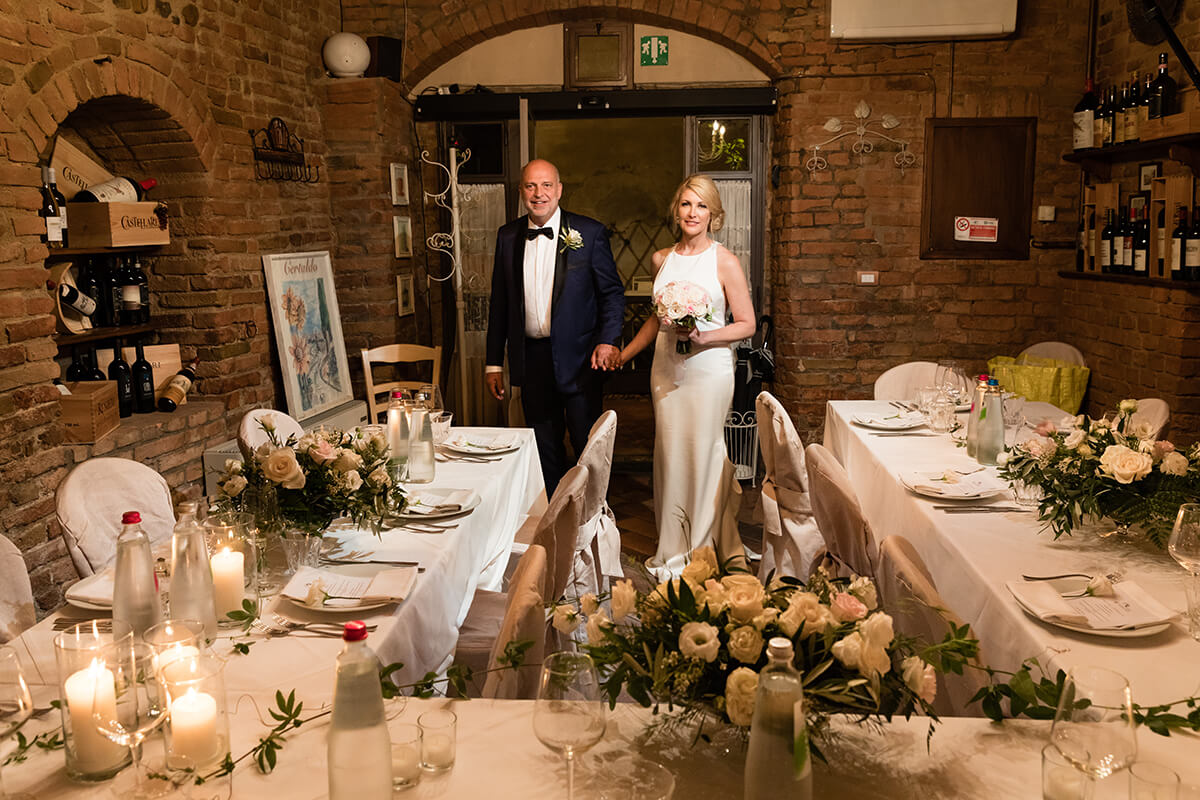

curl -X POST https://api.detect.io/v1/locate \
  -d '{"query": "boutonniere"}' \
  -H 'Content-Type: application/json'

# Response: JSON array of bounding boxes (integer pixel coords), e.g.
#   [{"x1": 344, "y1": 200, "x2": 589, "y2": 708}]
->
[{"x1": 559, "y1": 226, "x2": 584, "y2": 252}]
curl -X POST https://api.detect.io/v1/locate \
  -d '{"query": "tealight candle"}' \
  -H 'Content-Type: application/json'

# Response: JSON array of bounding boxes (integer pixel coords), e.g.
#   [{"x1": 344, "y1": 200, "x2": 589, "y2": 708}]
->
[
  {"x1": 168, "y1": 687, "x2": 220, "y2": 768},
  {"x1": 63, "y1": 659, "x2": 124, "y2": 773},
  {"x1": 210, "y1": 546, "x2": 245, "y2": 620}
]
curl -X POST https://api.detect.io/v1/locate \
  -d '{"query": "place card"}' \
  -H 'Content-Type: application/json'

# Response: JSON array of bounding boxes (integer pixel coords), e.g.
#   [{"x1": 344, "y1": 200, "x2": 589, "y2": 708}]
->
[
  {"x1": 282, "y1": 566, "x2": 417, "y2": 608},
  {"x1": 405, "y1": 489, "x2": 476, "y2": 515}
]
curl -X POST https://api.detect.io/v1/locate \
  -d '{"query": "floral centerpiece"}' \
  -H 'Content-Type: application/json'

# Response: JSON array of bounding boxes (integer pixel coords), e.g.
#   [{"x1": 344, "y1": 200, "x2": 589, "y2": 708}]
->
[
  {"x1": 653, "y1": 280, "x2": 714, "y2": 354},
  {"x1": 555, "y1": 548, "x2": 976, "y2": 746},
  {"x1": 215, "y1": 416, "x2": 405, "y2": 536},
  {"x1": 999, "y1": 400, "x2": 1199, "y2": 548}
]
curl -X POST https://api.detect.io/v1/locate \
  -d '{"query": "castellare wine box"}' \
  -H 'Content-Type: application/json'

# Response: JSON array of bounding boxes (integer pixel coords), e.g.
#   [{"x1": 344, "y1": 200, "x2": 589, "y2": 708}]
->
[
  {"x1": 59, "y1": 382, "x2": 120, "y2": 443},
  {"x1": 65, "y1": 202, "x2": 170, "y2": 248}
]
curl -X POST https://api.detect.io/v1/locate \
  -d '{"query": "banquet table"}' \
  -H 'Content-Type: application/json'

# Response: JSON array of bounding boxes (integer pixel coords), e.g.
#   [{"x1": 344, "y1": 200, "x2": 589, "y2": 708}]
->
[{"x1": 824, "y1": 400, "x2": 1200, "y2": 708}]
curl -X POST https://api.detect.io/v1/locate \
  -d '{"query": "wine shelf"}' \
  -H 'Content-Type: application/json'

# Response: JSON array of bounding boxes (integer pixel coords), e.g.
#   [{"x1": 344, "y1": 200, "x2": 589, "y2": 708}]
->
[
  {"x1": 44, "y1": 245, "x2": 162, "y2": 263},
  {"x1": 1057, "y1": 270, "x2": 1200, "y2": 291},
  {"x1": 1063, "y1": 133, "x2": 1200, "y2": 180},
  {"x1": 53, "y1": 320, "x2": 163, "y2": 347}
]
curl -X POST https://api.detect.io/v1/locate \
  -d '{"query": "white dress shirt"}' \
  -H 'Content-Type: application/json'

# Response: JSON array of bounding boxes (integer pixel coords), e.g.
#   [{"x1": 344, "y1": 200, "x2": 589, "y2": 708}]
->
[{"x1": 523, "y1": 208, "x2": 560, "y2": 339}]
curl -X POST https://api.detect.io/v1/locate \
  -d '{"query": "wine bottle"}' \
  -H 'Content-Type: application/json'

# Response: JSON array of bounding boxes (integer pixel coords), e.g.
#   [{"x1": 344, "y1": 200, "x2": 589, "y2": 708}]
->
[
  {"x1": 1156, "y1": 204, "x2": 1166, "y2": 276},
  {"x1": 1101, "y1": 87, "x2": 1116, "y2": 147},
  {"x1": 1188, "y1": 207, "x2": 1200, "y2": 281},
  {"x1": 1087, "y1": 208, "x2": 1096, "y2": 270},
  {"x1": 1099, "y1": 208, "x2": 1115, "y2": 273},
  {"x1": 117, "y1": 257, "x2": 149, "y2": 325},
  {"x1": 86, "y1": 345, "x2": 106, "y2": 381},
  {"x1": 47, "y1": 167, "x2": 68, "y2": 247},
  {"x1": 64, "y1": 348, "x2": 84, "y2": 382},
  {"x1": 77, "y1": 257, "x2": 102, "y2": 323},
  {"x1": 131, "y1": 341, "x2": 156, "y2": 414},
  {"x1": 1075, "y1": 212, "x2": 1086, "y2": 272},
  {"x1": 39, "y1": 166, "x2": 63, "y2": 247},
  {"x1": 101, "y1": 256, "x2": 123, "y2": 328},
  {"x1": 1171, "y1": 206, "x2": 1188, "y2": 280},
  {"x1": 1092, "y1": 84, "x2": 1106, "y2": 151},
  {"x1": 1114, "y1": 82, "x2": 1128, "y2": 145},
  {"x1": 1124, "y1": 71, "x2": 1141, "y2": 143},
  {"x1": 1133, "y1": 207, "x2": 1149, "y2": 275},
  {"x1": 1140, "y1": 72, "x2": 1152, "y2": 133},
  {"x1": 1148, "y1": 52, "x2": 1177, "y2": 120},
  {"x1": 131, "y1": 256, "x2": 150, "y2": 323},
  {"x1": 73, "y1": 176, "x2": 157, "y2": 203},
  {"x1": 108, "y1": 338, "x2": 134, "y2": 418},
  {"x1": 1072, "y1": 78, "x2": 1098, "y2": 150},
  {"x1": 1120, "y1": 206, "x2": 1133, "y2": 274},
  {"x1": 157, "y1": 357, "x2": 198, "y2": 412},
  {"x1": 48, "y1": 279, "x2": 96, "y2": 316}
]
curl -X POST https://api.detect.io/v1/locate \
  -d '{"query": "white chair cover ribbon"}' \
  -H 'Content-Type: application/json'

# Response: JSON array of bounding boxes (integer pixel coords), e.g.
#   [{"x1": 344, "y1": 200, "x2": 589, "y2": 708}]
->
[
  {"x1": 568, "y1": 503, "x2": 622, "y2": 601},
  {"x1": 760, "y1": 476, "x2": 824, "y2": 580}
]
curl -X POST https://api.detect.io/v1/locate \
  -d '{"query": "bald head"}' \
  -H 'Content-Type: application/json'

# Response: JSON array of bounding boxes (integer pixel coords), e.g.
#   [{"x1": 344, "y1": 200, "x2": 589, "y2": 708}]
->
[{"x1": 520, "y1": 159, "x2": 563, "y2": 225}]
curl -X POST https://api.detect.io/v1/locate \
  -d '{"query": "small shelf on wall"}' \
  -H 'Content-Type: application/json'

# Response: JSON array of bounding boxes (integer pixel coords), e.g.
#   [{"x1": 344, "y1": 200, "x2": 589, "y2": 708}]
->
[
  {"x1": 1063, "y1": 133, "x2": 1200, "y2": 180},
  {"x1": 44, "y1": 245, "x2": 162, "y2": 264},
  {"x1": 54, "y1": 320, "x2": 163, "y2": 347},
  {"x1": 1058, "y1": 270, "x2": 1200, "y2": 292}
]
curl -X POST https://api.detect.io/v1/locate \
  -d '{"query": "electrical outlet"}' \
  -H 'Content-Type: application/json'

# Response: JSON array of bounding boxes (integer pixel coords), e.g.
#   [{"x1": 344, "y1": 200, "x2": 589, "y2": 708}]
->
[{"x1": 857, "y1": 271, "x2": 879, "y2": 286}]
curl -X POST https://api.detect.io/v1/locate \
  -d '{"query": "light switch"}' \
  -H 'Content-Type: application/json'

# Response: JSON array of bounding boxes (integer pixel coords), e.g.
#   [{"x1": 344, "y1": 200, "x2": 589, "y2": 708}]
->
[
  {"x1": 857, "y1": 271, "x2": 878, "y2": 285},
  {"x1": 1037, "y1": 205, "x2": 1055, "y2": 222}
]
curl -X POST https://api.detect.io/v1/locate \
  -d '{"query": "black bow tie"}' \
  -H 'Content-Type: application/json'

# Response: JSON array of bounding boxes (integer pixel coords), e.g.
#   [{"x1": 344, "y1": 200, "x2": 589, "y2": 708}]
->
[{"x1": 526, "y1": 227, "x2": 554, "y2": 241}]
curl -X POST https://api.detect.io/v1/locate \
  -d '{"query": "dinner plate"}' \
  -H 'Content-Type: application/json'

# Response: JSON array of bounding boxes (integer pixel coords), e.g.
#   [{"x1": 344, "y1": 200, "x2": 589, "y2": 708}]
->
[
  {"x1": 397, "y1": 487, "x2": 480, "y2": 520},
  {"x1": 442, "y1": 437, "x2": 520, "y2": 456},
  {"x1": 280, "y1": 562, "x2": 397, "y2": 614},
  {"x1": 851, "y1": 412, "x2": 926, "y2": 431},
  {"x1": 1009, "y1": 578, "x2": 1172, "y2": 638},
  {"x1": 898, "y1": 470, "x2": 1008, "y2": 501}
]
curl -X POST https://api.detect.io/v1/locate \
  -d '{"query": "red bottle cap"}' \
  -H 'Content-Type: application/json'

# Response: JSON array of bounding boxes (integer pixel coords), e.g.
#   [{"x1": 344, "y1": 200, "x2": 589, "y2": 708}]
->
[
  {"x1": 391, "y1": 390, "x2": 405, "y2": 398},
  {"x1": 121, "y1": 511, "x2": 141, "y2": 524},
  {"x1": 343, "y1": 621, "x2": 369, "y2": 642}
]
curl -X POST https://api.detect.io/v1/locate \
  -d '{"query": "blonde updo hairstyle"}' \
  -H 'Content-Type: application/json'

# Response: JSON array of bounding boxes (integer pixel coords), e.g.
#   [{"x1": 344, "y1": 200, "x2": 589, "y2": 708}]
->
[{"x1": 669, "y1": 174, "x2": 725, "y2": 235}]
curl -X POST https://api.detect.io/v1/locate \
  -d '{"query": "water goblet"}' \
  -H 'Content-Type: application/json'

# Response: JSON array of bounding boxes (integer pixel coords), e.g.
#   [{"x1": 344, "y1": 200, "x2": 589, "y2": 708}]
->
[
  {"x1": 0, "y1": 647, "x2": 33, "y2": 800},
  {"x1": 1002, "y1": 393, "x2": 1026, "y2": 448},
  {"x1": 91, "y1": 640, "x2": 171, "y2": 799},
  {"x1": 1167, "y1": 503, "x2": 1200, "y2": 641},
  {"x1": 915, "y1": 385, "x2": 939, "y2": 422},
  {"x1": 926, "y1": 391, "x2": 957, "y2": 433},
  {"x1": 935, "y1": 361, "x2": 968, "y2": 404},
  {"x1": 418, "y1": 384, "x2": 444, "y2": 416},
  {"x1": 533, "y1": 652, "x2": 607, "y2": 800},
  {"x1": 1049, "y1": 666, "x2": 1137, "y2": 794}
]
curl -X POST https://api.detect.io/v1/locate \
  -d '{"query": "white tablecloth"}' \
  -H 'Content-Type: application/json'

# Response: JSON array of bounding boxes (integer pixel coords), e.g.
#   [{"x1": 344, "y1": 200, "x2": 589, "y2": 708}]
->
[{"x1": 824, "y1": 400, "x2": 1200, "y2": 708}]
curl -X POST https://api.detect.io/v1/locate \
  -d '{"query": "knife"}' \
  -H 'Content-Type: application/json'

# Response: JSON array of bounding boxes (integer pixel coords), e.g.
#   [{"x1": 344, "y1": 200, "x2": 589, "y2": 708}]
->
[
  {"x1": 321, "y1": 558, "x2": 424, "y2": 572},
  {"x1": 937, "y1": 506, "x2": 1025, "y2": 513}
]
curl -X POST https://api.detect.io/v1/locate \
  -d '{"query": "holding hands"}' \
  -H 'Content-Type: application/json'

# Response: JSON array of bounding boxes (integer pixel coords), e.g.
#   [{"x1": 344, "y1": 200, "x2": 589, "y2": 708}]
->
[{"x1": 592, "y1": 343, "x2": 621, "y2": 371}]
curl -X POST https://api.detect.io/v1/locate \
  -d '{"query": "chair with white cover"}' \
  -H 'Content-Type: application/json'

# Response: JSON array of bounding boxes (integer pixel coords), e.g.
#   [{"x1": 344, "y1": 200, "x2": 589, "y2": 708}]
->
[
  {"x1": 1131, "y1": 398, "x2": 1170, "y2": 439},
  {"x1": 361, "y1": 344, "x2": 442, "y2": 424},
  {"x1": 0, "y1": 536, "x2": 34, "y2": 643},
  {"x1": 454, "y1": 543, "x2": 548, "y2": 698},
  {"x1": 238, "y1": 408, "x2": 305, "y2": 460},
  {"x1": 873, "y1": 361, "x2": 939, "y2": 403},
  {"x1": 755, "y1": 392, "x2": 824, "y2": 580},
  {"x1": 876, "y1": 535, "x2": 988, "y2": 716},
  {"x1": 568, "y1": 411, "x2": 622, "y2": 600},
  {"x1": 1019, "y1": 341, "x2": 1086, "y2": 366},
  {"x1": 804, "y1": 443, "x2": 876, "y2": 580},
  {"x1": 481, "y1": 544, "x2": 548, "y2": 699},
  {"x1": 56, "y1": 458, "x2": 176, "y2": 577}
]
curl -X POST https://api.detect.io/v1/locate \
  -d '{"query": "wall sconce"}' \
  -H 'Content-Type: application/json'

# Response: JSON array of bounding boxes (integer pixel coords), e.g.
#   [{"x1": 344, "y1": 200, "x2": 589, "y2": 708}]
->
[{"x1": 805, "y1": 100, "x2": 915, "y2": 175}]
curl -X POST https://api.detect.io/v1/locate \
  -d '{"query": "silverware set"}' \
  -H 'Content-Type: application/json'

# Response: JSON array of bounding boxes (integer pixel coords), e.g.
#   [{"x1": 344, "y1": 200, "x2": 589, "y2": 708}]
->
[
  {"x1": 888, "y1": 401, "x2": 918, "y2": 412},
  {"x1": 436, "y1": 451, "x2": 501, "y2": 464},
  {"x1": 870, "y1": 432, "x2": 939, "y2": 437},
  {"x1": 934, "y1": 504, "x2": 1027, "y2": 513},
  {"x1": 251, "y1": 613, "x2": 379, "y2": 638},
  {"x1": 321, "y1": 557, "x2": 424, "y2": 571}
]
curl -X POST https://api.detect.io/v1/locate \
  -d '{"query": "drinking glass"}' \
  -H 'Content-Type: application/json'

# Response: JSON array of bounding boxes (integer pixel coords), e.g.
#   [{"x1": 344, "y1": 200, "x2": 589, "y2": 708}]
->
[
  {"x1": 935, "y1": 361, "x2": 968, "y2": 404},
  {"x1": 1129, "y1": 762, "x2": 1180, "y2": 800},
  {"x1": 431, "y1": 412, "x2": 453, "y2": 446},
  {"x1": 91, "y1": 640, "x2": 171, "y2": 799},
  {"x1": 926, "y1": 391, "x2": 957, "y2": 433},
  {"x1": 1042, "y1": 743, "x2": 1087, "y2": 800},
  {"x1": 418, "y1": 384, "x2": 444, "y2": 416},
  {"x1": 0, "y1": 647, "x2": 33, "y2": 800},
  {"x1": 418, "y1": 708, "x2": 456, "y2": 772},
  {"x1": 1167, "y1": 503, "x2": 1200, "y2": 641},
  {"x1": 1050, "y1": 666, "x2": 1137, "y2": 794},
  {"x1": 915, "y1": 385, "x2": 939, "y2": 422},
  {"x1": 1002, "y1": 392, "x2": 1026, "y2": 448},
  {"x1": 533, "y1": 652, "x2": 607, "y2": 800}
]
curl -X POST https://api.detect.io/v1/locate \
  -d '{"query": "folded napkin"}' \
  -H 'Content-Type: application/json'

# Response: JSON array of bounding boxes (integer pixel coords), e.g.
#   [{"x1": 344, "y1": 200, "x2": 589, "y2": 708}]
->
[
  {"x1": 405, "y1": 489, "x2": 476, "y2": 515},
  {"x1": 65, "y1": 569, "x2": 115, "y2": 607},
  {"x1": 1006, "y1": 581, "x2": 1089, "y2": 626},
  {"x1": 448, "y1": 432, "x2": 518, "y2": 451},
  {"x1": 901, "y1": 469, "x2": 1005, "y2": 498},
  {"x1": 360, "y1": 567, "x2": 418, "y2": 604},
  {"x1": 283, "y1": 565, "x2": 417, "y2": 608},
  {"x1": 852, "y1": 411, "x2": 924, "y2": 429},
  {"x1": 1007, "y1": 580, "x2": 1177, "y2": 631}
]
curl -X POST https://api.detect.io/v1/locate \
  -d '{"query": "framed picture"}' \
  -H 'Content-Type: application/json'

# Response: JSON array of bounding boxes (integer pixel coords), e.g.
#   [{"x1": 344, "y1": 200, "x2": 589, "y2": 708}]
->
[
  {"x1": 394, "y1": 216, "x2": 413, "y2": 258},
  {"x1": 261, "y1": 251, "x2": 353, "y2": 421},
  {"x1": 1130, "y1": 191, "x2": 1150, "y2": 214},
  {"x1": 390, "y1": 163, "x2": 409, "y2": 206},
  {"x1": 1139, "y1": 162, "x2": 1161, "y2": 192},
  {"x1": 397, "y1": 274, "x2": 415, "y2": 316}
]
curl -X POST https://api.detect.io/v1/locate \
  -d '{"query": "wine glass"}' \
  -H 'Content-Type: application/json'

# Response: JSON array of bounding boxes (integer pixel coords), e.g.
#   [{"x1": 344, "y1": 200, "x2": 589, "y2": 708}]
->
[
  {"x1": 533, "y1": 652, "x2": 607, "y2": 800},
  {"x1": 92, "y1": 640, "x2": 171, "y2": 799},
  {"x1": 935, "y1": 361, "x2": 967, "y2": 404},
  {"x1": 1168, "y1": 503, "x2": 1200, "y2": 641},
  {"x1": 1050, "y1": 666, "x2": 1137, "y2": 794},
  {"x1": 1002, "y1": 392, "x2": 1027, "y2": 448},
  {"x1": 418, "y1": 384, "x2": 444, "y2": 416},
  {"x1": 0, "y1": 647, "x2": 33, "y2": 800}
]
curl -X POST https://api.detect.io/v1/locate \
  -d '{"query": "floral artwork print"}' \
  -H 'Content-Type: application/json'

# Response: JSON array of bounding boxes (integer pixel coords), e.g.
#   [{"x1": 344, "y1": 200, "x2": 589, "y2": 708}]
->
[{"x1": 281, "y1": 277, "x2": 344, "y2": 413}]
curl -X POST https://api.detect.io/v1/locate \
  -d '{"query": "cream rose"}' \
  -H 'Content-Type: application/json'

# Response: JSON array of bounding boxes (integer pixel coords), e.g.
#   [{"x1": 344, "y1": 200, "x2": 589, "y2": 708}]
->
[
  {"x1": 679, "y1": 621, "x2": 721, "y2": 663},
  {"x1": 848, "y1": 576, "x2": 878, "y2": 610},
  {"x1": 610, "y1": 579, "x2": 637, "y2": 621},
  {"x1": 263, "y1": 447, "x2": 305, "y2": 489},
  {"x1": 1063, "y1": 428, "x2": 1086, "y2": 450},
  {"x1": 367, "y1": 466, "x2": 390, "y2": 488},
  {"x1": 551, "y1": 604, "x2": 581, "y2": 634},
  {"x1": 779, "y1": 591, "x2": 833, "y2": 638},
  {"x1": 727, "y1": 625, "x2": 764, "y2": 664},
  {"x1": 702, "y1": 578, "x2": 730, "y2": 614},
  {"x1": 220, "y1": 474, "x2": 247, "y2": 497},
  {"x1": 1023, "y1": 435, "x2": 1055, "y2": 459},
  {"x1": 224, "y1": 458, "x2": 243, "y2": 474},
  {"x1": 860, "y1": 612, "x2": 894, "y2": 649},
  {"x1": 1160, "y1": 451, "x2": 1189, "y2": 477},
  {"x1": 341, "y1": 470, "x2": 363, "y2": 492},
  {"x1": 303, "y1": 577, "x2": 326, "y2": 608},
  {"x1": 580, "y1": 593, "x2": 599, "y2": 617},
  {"x1": 681, "y1": 546, "x2": 718, "y2": 584},
  {"x1": 1086, "y1": 575, "x2": 1114, "y2": 597},
  {"x1": 586, "y1": 610, "x2": 612, "y2": 645},
  {"x1": 833, "y1": 630, "x2": 891, "y2": 678},
  {"x1": 333, "y1": 449, "x2": 363, "y2": 473},
  {"x1": 724, "y1": 667, "x2": 759, "y2": 727},
  {"x1": 830, "y1": 592, "x2": 868, "y2": 623},
  {"x1": 901, "y1": 656, "x2": 937, "y2": 704},
  {"x1": 721, "y1": 573, "x2": 766, "y2": 624},
  {"x1": 750, "y1": 607, "x2": 780, "y2": 631},
  {"x1": 1119, "y1": 399, "x2": 1139, "y2": 415},
  {"x1": 1099, "y1": 444, "x2": 1153, "y2": 484}
]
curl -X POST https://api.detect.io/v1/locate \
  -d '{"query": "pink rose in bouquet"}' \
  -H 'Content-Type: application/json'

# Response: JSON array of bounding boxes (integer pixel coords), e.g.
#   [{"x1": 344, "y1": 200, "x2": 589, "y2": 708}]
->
[{"x1": 652, "y1": 280, "x2": 715, "y2": 354}]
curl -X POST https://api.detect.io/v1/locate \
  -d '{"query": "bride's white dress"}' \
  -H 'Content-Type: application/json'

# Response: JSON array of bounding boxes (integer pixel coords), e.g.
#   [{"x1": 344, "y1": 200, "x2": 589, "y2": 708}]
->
[{"x1": 646, "y1": 242, "x2": 743, "y2": 580}]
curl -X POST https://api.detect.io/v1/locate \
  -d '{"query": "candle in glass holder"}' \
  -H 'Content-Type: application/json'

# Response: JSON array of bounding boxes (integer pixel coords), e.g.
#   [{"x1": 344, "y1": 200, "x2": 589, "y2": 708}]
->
[
  {"x1": 169, "y1": 687, "x2": 219, "y2": 767},
  {"x1": 210, "y1": 546, "x2": 245, "y2": 620},
  {"x1": 63, "y1": 659, "x2": 124, "y2": 773}
]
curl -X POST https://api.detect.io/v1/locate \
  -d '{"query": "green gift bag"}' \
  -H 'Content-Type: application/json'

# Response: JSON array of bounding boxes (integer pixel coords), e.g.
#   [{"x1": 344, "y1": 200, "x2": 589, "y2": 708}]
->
[{"x1": 987, "y1": 355, "x2": 1090, "y2": 415}]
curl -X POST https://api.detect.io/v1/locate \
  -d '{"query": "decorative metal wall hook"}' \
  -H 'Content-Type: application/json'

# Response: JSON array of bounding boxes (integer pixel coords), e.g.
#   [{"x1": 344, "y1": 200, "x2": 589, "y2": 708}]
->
[
  {"x1": 249, "y1": 117, "x2": 320, "y2": 183},
  {"x1": 805, "y1": 101, "x2": 915, "y2": 176},
  {"x1": 419, "y1": 147, "x2": 472, "y2": 282}
]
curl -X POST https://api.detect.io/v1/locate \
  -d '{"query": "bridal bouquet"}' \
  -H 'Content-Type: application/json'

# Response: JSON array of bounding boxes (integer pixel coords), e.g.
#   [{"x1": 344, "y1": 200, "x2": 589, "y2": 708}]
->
[
  {"x1": 215, "y1": 417, "x2": 405, "y2": 535},
  {"x1": 999, "y1": 400, "x2": 1200, "y2": 548},
  {"x1": 653, "y1": 280, "x2": 714, "y2": 354},
  {"x1": 559, "y1": 549, "x2": 976, "y2": 743}
]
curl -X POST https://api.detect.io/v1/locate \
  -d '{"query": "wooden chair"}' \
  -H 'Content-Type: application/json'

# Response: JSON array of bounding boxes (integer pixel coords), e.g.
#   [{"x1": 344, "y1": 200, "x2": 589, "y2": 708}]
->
[
  {"x1": 361, "y1": 344, "x2": 442, "y2": 423},
  {"x1": 873, "y1": 361, "x2": 939, "y2": 403}
]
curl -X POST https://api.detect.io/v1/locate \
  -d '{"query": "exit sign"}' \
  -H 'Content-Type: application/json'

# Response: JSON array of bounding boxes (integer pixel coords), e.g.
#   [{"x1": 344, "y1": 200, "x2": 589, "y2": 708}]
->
[{"x1": 640, "y1": 35, "x2": 668, "y2": 66}]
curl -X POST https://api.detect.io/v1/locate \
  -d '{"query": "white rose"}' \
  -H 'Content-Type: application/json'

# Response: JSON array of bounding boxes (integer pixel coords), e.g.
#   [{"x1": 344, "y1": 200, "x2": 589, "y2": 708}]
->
[
  {"x1": 996, "y1": 450, "x2": 1010, "y2": 467},
  {"x1": 259, "y1": 413, "x2": 277, "y2": 432},
  {"x1": 724, "y1": 667, "x2": 759, "y2": 727},
  {"x1": 1098, "y1": 444, "x2": 1154, "y2": 484},
  {"x1": 224, "y1": 458, "x2": 243, "y2": 474},
  {"x1": 721, "y1": 573, "x2": 766, "y2": 624},
  {"x1": 586, "y1": 610, "x2": 612, "y2": 645},
  {"x1": 551, "y1": 604, "x2": 581, "y2": 634},
  {"x1": 1160, "y1": 451, "x2": 1189, "y2": 477},
  {"x1": 263, "y1": 447, "x2": 305, "y2": 489},
  {"x1": 848, "y1": 576, "x2": 878, "y2": 610},
  {"x1": 750, "y1": 607, "x2": 779, "y2": 631},
  {"x1": 1119, "y1": 399, "x2": 1139, "y2": 415},
  {"x1": 367, "y1": 466, "x2": 390, "y2": 488},
  {"x1": 1133, "y1": 421, "x2": 1157, "y2": 441},
  {"x1": 341, "y1": 470, "x2": 363, "y2": 492},
  {"x1": 702, "y1": 578, "x2": 729, "y2": 614},
  {"x1": 333, "y1": 449, "x2": 363, "y2": 473},
  {"x1": 220, "y1": 474, "x2": 247, "y2": 497},
  {"x1": 580, "y1": 593, "x2": 599, "y2": 617},
  {"x1": 831, "y1": 631, "x2": 864, "y2": 670},
  {"x1": 779, "y1": 591, "x2": 834, "y2": 638},
  {"x1": 1063, "y1": 429, "x2": 1086, "y2": 450},
  {"x1": 727, "y1": 625, "x2": 764, "y2": 664},
  {"x1": 901, "y1": 656, "x2": 937, "y2": 704},
  {"x1": 610, "y1": 579, "x2": 637, "y2": 621},
  {"x1": 679, "y1": 621, "x2": 721, "y2": 663},
  {"x1": 860, "y1": 612, "x2": 894, "y2": 649},
  {"x1": 681, "y1": 546, "x2": 718, "y2": 584},
  {"x1": 1086, "y1": 575, "x2": 1114, "y2": 597},
  {"x1": 303, "y1": 578, "x2": 326, "y2": 608},
  {"x1": 833, "y1": 631, "x2": 891, "y2": 679}
]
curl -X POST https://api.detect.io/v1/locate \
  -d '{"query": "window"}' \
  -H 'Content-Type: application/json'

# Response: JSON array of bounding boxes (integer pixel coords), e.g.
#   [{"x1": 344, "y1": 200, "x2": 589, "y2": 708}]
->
[{"x1": 564, "y1": 22, "x2": 632, "y2": 89}]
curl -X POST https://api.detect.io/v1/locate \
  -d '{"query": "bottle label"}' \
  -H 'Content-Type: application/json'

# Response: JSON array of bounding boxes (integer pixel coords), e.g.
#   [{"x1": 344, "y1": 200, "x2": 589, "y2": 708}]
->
[
  {"x1": 164, "y1": 373, "x2": 193, "y2": 402},
  {"x1": 122, "y1": 284, "x2": 141, "y2": 309},
  {"x1": 1092, "y1": 115, "x2": 1104, "y2": 145},
  {"x1": 1133, "y1": 250, "x2": 1148, "y2": 273},
  {"x1": 1186, "y1": 239, "x2": 1200, "y2": 267},
  {"x1": 1122, "y1": 240, "x2": 1132, "y2": 266},
  {"x1": 1100, "y1": 243, "x2": 1111, "y2": 267},
  {"x1": 1126, "y1": 111, "x2": 1139, "y2": 140},
  {"x1": 84, "y1": 177, "x2": 139, "y2": 202},
  {"x1": 45, "y1": 215, "x2": 63, "y2": 242},
  {"x1": 1072, "y1": 110, "x2": 1094, "y2": 149},
  {"x1": 1172, "y1": 238, "x2": 1183, "y2": 270},
  {"x1": 60, "y1": 285, "x2": 96, "y2": 315}
]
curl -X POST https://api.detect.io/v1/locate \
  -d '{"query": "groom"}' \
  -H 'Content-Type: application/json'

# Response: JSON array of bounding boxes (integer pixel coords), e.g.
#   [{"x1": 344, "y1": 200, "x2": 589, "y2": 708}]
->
[{"x1": 485, "y1": 159, "x2": 624, "y2": 495}]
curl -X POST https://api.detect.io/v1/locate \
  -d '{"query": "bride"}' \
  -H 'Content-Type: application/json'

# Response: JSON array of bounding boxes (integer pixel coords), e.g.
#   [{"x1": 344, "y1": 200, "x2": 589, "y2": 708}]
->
[{"x1": 614, "y1": 174, "x2": 756, "y2": 579}]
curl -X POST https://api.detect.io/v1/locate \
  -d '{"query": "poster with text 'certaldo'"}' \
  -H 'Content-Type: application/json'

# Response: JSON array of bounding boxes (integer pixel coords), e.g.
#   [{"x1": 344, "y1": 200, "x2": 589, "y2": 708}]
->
[{"x1": 262, "y1": 251, "x2": 353, "y2": 421}]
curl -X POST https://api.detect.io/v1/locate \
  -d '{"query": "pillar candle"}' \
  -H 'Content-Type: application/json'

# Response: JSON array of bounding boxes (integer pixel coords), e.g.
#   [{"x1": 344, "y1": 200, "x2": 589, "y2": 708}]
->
[
  {"x1": 63, "y1": 659, "x2": 124, "y2": 773},
  {"x1": 168, "y1": 687, "x2": 219, "y2": 768},
  {"x1": 210, "y1": 547, "x2": 244, "y2": 620}
]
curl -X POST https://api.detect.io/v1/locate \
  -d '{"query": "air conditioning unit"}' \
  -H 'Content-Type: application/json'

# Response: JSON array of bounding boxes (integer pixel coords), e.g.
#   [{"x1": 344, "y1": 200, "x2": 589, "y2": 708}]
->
[{"x1": 829, "y1": 0, "x2": 1018, "y2": 41}]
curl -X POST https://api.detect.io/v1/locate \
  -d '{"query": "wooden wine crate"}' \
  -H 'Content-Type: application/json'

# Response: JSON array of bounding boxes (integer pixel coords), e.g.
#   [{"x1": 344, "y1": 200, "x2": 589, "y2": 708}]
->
[
  {"x1": 95, "y1": 343, "x2": 181, "y2": 402},
  {"x1": 65, "y1": 202, "x2": 169, "y2": 248},
  {"x1": 1140, "y1": 110, "x2": 1200, "y2": 141},
  {"x1": 59, "y1": 381, "x2": 119, "y2": 443}
]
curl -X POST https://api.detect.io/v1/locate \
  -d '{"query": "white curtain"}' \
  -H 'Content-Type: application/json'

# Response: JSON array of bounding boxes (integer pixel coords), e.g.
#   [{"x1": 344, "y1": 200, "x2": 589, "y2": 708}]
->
[
  {"x1": 712, "y1": 178, "x2": 752, "y2": 289},
  {"x1": 458, "y1": 183, "x2": 507, "y2": 426}
]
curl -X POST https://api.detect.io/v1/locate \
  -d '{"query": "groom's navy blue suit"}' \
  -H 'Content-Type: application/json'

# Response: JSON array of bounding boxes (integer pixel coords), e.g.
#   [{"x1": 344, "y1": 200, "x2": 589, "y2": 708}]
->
[{"x1": 486, "y1": 211, "x2": 624, "y2": 495}]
